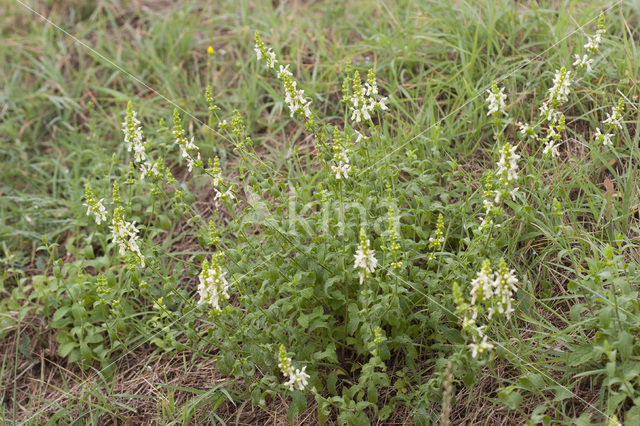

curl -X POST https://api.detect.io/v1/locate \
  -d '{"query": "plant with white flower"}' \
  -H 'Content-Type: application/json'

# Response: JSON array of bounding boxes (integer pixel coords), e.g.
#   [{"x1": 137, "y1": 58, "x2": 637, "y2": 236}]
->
[
  {"x1": 279, "y1": 68, "x2": 312, "y2": 120},
  {"x1": 517, "y1": 122, "x2": 537, "y2": 141},
  {"x1": 489, "y1": 258, "x2": 519, "y2": 318},
  {"x1": 485, "y1": 80, "x2": 507, "y2": 117},
  {"x1": 594, "y1": 127, "x2": 613, "y2": 147},
  {"x1": 254, "y1": 33, "x2": 313, "y2": 124},
  {"x1": 139, "y1": 158, "x2": 162, "y2": 180},
  {"x1": 592, "y1": 98, "x2": 624, "y2": 148},
  {"x1": 349, "y1": 69, "x2": 388, "y2": 123},
  {"x1": 197, "y1": 252, "x2": 230, "y2": 312},
  {"x1": 572, "y1": 54, "x2": 593, "y2": 72},
  {"x1": 477, "y1": 172, "x2": 504, "y2": 234},
  {"x1": 584, "y1": 12, "x2": 606, "y2": 54},
  {"x1": 278, "y1": 345, "x2": 310, "y2": 391},
  {"x1": 455, "y1": 259, "x2": 519, "y2": 358},
  {"x1": 329, "y1": 127, "x2": 352, "y2": 180},
  {"x1": 122, "y1": 101, "x2": 146, "y2": 164},
  {"x1": 122, "y1": 102, "x2": 162, "y2": 179},
  {"x1": 254, "y1": 31, "x2": 277, "y2": 69},
  {"x1": 477, "y1": 143, "x2": 521, "y2": 233},
  {"x1": 541, "y1": 114, "x2": 565, "y2": 158},
  {"x1": 538, "y1": 103, "x2": 561, "y2": 124},
  {"x1": 172, "y1": 109, "x2": 201, "y2": 173},
  {"x1": 496, "y1": 143, "x2": 520, "y2": 188},
  {"x1": 206, "y1": 156, "x2": 235, "y2": 202},
  {"x1": 455, "y1": 277, "x2": 496, "y2": 360},
  {"x1": 603, "y1": 98, "x2": 624, "y2": 130},
  {"x1": 470, "y1": 259, "x2": 519, "y2": 319},
  {"x1": 83, "y1": 183, "x2": 108, "y2": 225},
  {"x1": 547, "y1": 67, "x2": 571, "y2": 107},
  {"x1": 354, "y1": 228, "x2": 378, "y2": 284},
  {"x1": 330, "y1": 152, "x2": 351, "y2": 180},
  {"x1": 469, "y1": 333, "x2": 495, "y2": 359},
  {"x1": 469, "y1": 259, "x2": 493, "y2": 309},
  {"x1": 110, "y1": 206, "x2": 145, "y2": 268}
]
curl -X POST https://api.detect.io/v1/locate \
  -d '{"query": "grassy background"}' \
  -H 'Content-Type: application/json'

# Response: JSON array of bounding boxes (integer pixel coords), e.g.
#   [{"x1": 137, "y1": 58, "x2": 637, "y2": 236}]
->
[{"x1": 2, "y1": 0, "x2": 640, "y2": 424}]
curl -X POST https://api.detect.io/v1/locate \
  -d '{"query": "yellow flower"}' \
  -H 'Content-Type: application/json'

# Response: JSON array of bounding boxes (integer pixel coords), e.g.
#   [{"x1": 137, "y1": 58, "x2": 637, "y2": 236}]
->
[{"x1": 207, "y1": 46, "x2": 214, "y2": 55}]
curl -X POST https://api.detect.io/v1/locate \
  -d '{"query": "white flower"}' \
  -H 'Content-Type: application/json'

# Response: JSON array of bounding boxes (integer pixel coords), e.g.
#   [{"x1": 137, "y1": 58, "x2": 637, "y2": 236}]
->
[
  {"x1": 548, "y1": 68, "x2": 571, "y2": 105},
  {"x1": 214, "y1": 186, "x2": 235, "y2": 201},
  {"x1": 331, "y1": 161, "x2": 351, "y2": 180},
  {"x1": 176, "y1": 136, "x2": 201, "y2": 172},
  {"x1": 603, "y1": 107, "x2": 622, "y2": 129},
  {"x1": 482, "y1": 198, "x2": 495, "y2": 213},
  {"x1": 173, "y1": 110, "x2": 201, "y2": 173},
  {"x1": 277, "y1": 64, "x2": 292, "y2": 79},
  {"x1": 364, "y1": 80, "x2": 379, "y2": 96},
  {"x1": 517, "y1": 122, "x2": 538, "y2": 140},
  {"x1": 197, "y1": 253, "x2": 230, "y2": 311},
  {"x1": 265, "y1": 49, "x2": 277, "y2": 68},
  {"x1": 354, "y1": 230, "x2": 378, "y2": 284},
  {"x1": 284, "y1": 366, "x2": 310, "y2": 391},
  {"x1": 594, "y1": 127, "x2": 613, "y2": 147},
  {"x1": 278, "y1": 345, "x2": 310, "y2": 391},
  {"x1": 492, "y1": 258, "x2": 518, "y2": 318},
  {"x1": 572, "y1": 54, "x2": 593, "y2": 72},
  {"x1": 517, "y1": 122, "x2": 529, "y2": 136},
  {"x1": 84, "y1": 198, "x2": 107, "y2": 225},
  {"x1": 509, "y1": 187, "x2": 520, "y2": 201},
  {"x1": 469, "y1": 335, "x2": 494, "y2": 358},
  {"x1": 254, "y1": 33, "x2": 278, "y2": 69},
  {"x1": 140, "y1": 160, "x2": 161, "y2": 180},
  {"x1": 110, "y1": 207, "x2": 145, "y2": 267},
  {"x1": 331, "y1": 148, "x2": 351, "y2": 180},
  {"x1": 354, "y1": 130, "x2": 366, "y2": 144},
  {"x1": 377, "y1": 96, "x2": 389, "y2": 112},
  {"x1": 543, "y1": 139, "x2": 558, "y2": 157},
  {"x1": 349, "y1": 70, "x2": 388, "y2": 123},
  {"x1": 255, "y1": 36, "x2": 313, "y2": 120},
  {"x1": 281, "y1": 75, "x2": 312, "y2": 119},
  {"x1": 539, "y1": 103, "x2": 561, "y2": 123},
  {"x1": 496, "y1": 143, "x2": 520, "y2": 184},
  {"x1": 83, "y1": 184, "x2": 108, "y2": 225},
  {"x1": 470, "y1": 260, "x2": 493, "y2": 306},
  {"x1": 122, "y1": 102, "x2": 146, "y2": 164},
  {"x1": 584, "y1": 28, "x2": 605, "y2": 53},
  {"x1": 485, "y1": 86, "x2": 507, "y2": 116}
]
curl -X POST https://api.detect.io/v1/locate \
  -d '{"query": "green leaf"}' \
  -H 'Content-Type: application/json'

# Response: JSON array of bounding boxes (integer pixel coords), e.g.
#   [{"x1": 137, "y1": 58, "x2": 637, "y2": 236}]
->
[
  {"x1": 298, "y1": 313, "x2": 310, "y2": 328},
  {"x1": 58, "y1": 341, "x2": 77, "y2": 358},
  {"x1": 327, "y1": 370, "x2": 338, "y2": 396},
  {"x1": 51, "y1": 307, "x2": 72, "y2": 328},
  {"x1": 317, "y1": 401, "x2": 330, "y2": 425},
  {"x1": 85, "y1": 332, "x2": 103, "y2": 344},
  {"x1": 498, "y1": 386, "x2": 522, "y2": 410},
  {"x1": 625, "y1": 404, "x2": 640, "y2": 424},
  {"x1": 568, "y1": 345, "x2": 596, "y2": 366},
  {"x1": 551, "y1": 385, "x2": 574, "y2": 402},
  {"x1": 217, "y1": 352, "x2": 235, "y2": 376},
  {"x1": 366, "y1": 382, "x2": 378, "y2": 403},
  {"x1": 518, "y1": 373, "x2": 544, "y2": 391},
  {"x1": 617, "y1": 331, "x2": 633, "y2": 360},
  {"x1": 529, "y1": 405, "x2": 550, "y2": 425},
  {"x1": 287, "y1": 391, "x2": 307, "y2": 424}
]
